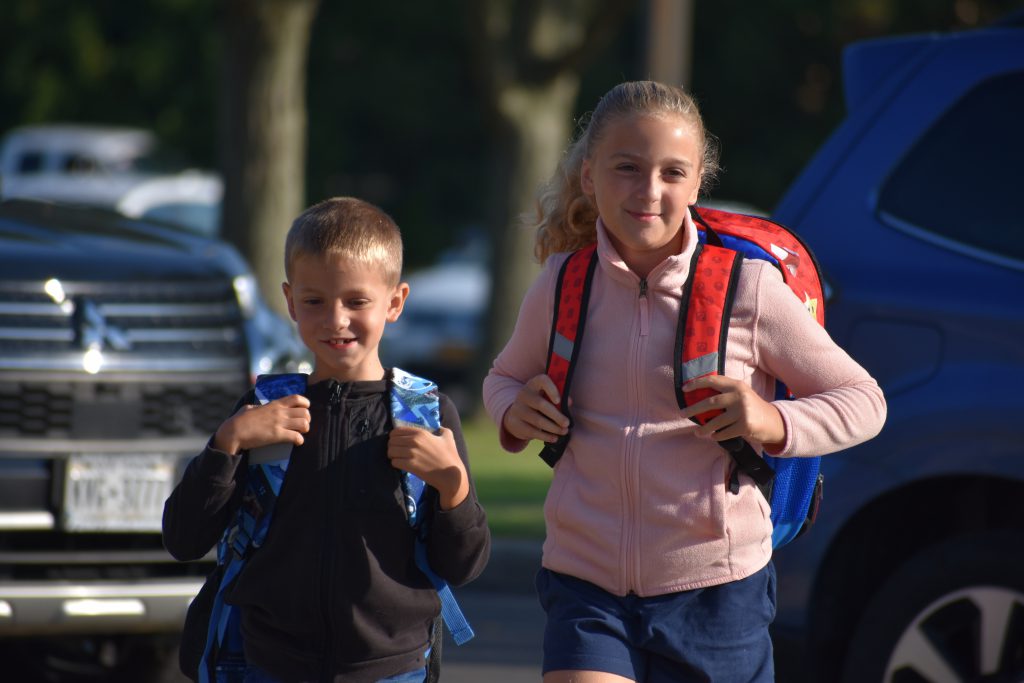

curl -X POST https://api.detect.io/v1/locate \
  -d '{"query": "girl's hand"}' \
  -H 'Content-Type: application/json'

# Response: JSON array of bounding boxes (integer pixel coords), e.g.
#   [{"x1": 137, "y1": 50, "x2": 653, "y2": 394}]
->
[
  {"x1": 681, "y1": 375, "x2": 786, "y2": 449},
  {"x1": 388, "y1": 427, "x2": 469, "y2": 510},
  {"x1": 502, "y1": 374, "x2": 570, "y2": 444},
  {"x1": 213, "y1": 394, "x2": 311, "y2": 455}
]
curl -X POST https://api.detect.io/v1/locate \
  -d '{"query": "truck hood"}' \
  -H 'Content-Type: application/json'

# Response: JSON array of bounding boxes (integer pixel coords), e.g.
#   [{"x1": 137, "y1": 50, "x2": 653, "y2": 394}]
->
[{"x1": 0, "y1": 199, "x2": 249, "y2": 282}]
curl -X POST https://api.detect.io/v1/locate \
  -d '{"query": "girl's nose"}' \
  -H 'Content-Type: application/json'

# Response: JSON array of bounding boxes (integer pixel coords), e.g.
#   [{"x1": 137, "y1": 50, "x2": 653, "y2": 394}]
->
[{"x1": 637, "y1": 174, "x2": 660, "y2": 202}]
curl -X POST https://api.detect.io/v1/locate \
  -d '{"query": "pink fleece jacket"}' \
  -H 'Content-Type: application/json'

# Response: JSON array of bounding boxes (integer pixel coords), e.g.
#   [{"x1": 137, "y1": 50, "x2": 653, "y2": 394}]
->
[{"x1": 483, "y1": 213, "x2": 886, "y2": 597}]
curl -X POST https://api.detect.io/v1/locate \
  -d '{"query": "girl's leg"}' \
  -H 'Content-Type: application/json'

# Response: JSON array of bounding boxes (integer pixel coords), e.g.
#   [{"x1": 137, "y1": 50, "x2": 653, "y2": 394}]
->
[
  {"x1": 535, "y1": 569, "x2": 646, "y2": 682},
  {"x1": 642, "y1": 563, "x2": 777, "y2": 683}
]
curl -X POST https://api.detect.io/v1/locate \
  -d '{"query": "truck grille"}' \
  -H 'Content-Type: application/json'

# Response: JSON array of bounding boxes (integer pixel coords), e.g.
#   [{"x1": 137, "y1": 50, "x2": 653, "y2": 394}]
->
[
  {"x1": 0, "y1": 279, "x2": 248, "y2": 372},
  {"x1": 0, "y1": 279, "x2": 250, "y2": 439}
]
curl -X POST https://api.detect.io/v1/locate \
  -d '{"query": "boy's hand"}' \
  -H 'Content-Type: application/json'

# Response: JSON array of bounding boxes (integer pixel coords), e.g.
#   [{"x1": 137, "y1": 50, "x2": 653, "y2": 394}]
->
[
  {"x1": 213, "y1": 394, "x2": 311, "y2": 456},
  {"x1": 502, "y1": 374, "x2": 570, "y2": 444},
  {"x1": 681, "y1": 375, "x2": 785, "y2": 449},
  {"x1": 388, "y1": 427, "x2": 468, "y2": 510}
]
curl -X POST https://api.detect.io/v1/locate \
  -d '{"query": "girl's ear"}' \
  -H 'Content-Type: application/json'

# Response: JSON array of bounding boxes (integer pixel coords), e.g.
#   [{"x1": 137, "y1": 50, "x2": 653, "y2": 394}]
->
[
  {"x1": 386, "y1": 282, "x2": 410, "y2": 323},
  {"x1": 580, "y1": 159, "x2": 595, "y2": 196},
  {"x1": 688, "y1": 175, "x2": 702, "y2": 206}
]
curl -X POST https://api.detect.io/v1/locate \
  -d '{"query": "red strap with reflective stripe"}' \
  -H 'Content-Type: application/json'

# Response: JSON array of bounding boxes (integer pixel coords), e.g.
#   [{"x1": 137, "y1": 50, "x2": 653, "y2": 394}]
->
[
  {"x1": 678, "y1": 243, "x2": 744, "y2": 425},
  {"x1": 545, "y1": 244, "x2": 597, "y2": 400}
]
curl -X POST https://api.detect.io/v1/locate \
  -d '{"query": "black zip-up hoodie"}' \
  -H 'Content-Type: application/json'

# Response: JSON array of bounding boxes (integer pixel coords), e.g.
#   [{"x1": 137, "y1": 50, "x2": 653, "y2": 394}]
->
[{"x1": 163, "y1": 374, "x2": 490, "y2": 683}]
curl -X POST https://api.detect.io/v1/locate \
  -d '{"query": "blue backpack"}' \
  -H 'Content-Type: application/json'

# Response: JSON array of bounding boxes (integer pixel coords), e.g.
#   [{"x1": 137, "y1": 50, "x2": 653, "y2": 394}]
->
[
  {"x1": 540, "y1": 206, "x2": 825, "y2": 548},
  {"x1": 190, "y1": 368, "x2": 472, "y2": 683}
]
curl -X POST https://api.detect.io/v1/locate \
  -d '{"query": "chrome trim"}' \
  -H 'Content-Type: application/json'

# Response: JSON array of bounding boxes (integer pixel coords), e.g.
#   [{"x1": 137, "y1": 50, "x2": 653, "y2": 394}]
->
[
  {"x1": 0, "y1": 580, "x2": 203, "y2": 600},
  {"x1": 125, "y1": 328, "x2": 239, "y2": 343},
  {"x1": 0, "y1": 369, "x2": 245, "y2": 383},
  {"x1": 0, "y1": 512, "x2": 55, "y2": 530},
  {"x1": 0, "y1": 356, "x2": 245, "y2": 372},
  {"x1": 99, "y1": 302, "x2": 236, "y2": 317},
  {"x1": 0, "y1": 436, "x2": 204, "y2": 455},
  {"x1": 0, "y1": 327, "x2": 73, "y2": 341},
  {"x1": 0, "y1": 579, "x2": 205, "y2": 633}
]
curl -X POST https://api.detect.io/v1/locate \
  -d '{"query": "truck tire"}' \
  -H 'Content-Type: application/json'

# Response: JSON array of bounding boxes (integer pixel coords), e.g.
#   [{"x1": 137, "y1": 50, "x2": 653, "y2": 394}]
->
[{"x1": 840, "y1": 531, "x2": 1024, "y2": 683}]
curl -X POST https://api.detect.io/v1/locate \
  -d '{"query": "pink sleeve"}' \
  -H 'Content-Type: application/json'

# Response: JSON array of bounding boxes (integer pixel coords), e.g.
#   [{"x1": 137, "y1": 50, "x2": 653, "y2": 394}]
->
[
  {"x1": 748, "y1": 262, "x2": 887, "y2": 457},
  {"x1": 482, "y1": 255, "x2": 564, "y2": 452}
]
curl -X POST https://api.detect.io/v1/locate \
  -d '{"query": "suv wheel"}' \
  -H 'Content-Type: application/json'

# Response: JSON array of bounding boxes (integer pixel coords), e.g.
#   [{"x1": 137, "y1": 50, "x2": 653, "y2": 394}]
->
[{"x1": 840, "y1": 532, "x2": 1024, "y2": 683}]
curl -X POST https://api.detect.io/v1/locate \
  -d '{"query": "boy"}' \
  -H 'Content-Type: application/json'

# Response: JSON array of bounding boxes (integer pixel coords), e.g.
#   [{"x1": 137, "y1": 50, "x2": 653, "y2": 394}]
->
[{"x1": 163, "y1": 197, "x2": 491, "y2": 683}]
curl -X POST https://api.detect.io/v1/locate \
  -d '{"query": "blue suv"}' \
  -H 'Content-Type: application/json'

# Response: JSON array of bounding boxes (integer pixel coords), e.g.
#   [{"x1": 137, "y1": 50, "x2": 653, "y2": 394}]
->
[{"x1": 769, "y1": 14, "x2": 1024, "y2": 683}]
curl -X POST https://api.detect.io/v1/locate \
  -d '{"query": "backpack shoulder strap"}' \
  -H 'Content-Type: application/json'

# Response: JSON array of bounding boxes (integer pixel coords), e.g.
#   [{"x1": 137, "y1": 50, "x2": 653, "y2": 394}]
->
[
  {"x1": 675, "y1": 238, "x2": 776, "y2": 498},
  {"x1": 538, "y1": 244, "x2": 598, "y2": 468},
  {"x1": 390, "y1": 367, "x2": 475, "y2": 647},
  {"x1": 199, "y1": 373, "x2": 307, "y2": 683}
]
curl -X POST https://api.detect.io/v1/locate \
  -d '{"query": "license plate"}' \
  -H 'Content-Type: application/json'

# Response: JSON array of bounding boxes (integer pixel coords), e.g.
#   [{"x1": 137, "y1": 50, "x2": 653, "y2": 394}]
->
[{"x1": 63, "y1": 454, "x2": 177, "y2": 532}]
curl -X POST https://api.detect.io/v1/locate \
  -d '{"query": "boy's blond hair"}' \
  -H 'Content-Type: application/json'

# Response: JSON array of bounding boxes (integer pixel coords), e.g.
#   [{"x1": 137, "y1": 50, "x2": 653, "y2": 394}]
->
[
  {"x1": 284, "y1": 197, "x2": 403, "y2": 285},
  {"x1": 530, "y1": 81, "x2": 721, "y2": 263}
]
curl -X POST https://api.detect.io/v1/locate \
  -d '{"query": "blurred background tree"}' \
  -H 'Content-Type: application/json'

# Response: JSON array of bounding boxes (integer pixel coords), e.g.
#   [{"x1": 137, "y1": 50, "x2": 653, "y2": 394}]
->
[{"x1": 1, "y1": 0, "x2": 1019, "y2": 401}]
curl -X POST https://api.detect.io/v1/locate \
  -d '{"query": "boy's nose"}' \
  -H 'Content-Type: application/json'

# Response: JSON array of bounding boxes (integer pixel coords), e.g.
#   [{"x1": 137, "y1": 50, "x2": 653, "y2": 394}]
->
[{"x1": 327, "y1": 303, "x2": 350, "y2": 329}]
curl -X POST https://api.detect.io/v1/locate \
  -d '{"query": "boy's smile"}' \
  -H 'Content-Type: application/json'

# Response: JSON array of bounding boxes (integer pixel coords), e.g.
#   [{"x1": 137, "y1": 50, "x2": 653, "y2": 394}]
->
[{"x1": 283, "y1": 252, "x2": 408, "y2": 383}]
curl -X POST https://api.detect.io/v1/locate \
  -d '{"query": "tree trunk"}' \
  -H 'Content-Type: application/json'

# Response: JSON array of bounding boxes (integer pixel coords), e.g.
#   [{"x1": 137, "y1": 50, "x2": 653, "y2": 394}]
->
[
  {"x1": 483, "y1": 77, "x2": 580, "y2": 364},
  {"x1": 220, "y1": 0, "x2": 319, "y2": 316}
]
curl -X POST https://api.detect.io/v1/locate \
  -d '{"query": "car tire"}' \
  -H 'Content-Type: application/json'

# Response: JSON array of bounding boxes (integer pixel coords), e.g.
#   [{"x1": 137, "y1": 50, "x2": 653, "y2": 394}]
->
[{"x1": 839, "y1": 531, "x2": 1024, "y2": 683}]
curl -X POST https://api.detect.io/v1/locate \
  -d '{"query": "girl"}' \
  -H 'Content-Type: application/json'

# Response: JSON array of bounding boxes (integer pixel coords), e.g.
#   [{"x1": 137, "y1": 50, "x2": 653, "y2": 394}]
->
[{"x1": 482, "y1": 81, "x2": 886, "y2": 683}]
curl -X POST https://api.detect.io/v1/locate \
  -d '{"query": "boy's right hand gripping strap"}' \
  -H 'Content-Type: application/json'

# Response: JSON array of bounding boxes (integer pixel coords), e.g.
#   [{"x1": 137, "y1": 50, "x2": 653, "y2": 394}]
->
[{"x1": 539, "y1": 245, "x2": 598, "y2": 468}]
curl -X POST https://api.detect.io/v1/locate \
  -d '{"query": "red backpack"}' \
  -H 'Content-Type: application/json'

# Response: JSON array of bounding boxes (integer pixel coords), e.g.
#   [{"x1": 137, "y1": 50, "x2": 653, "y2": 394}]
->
[{"x1": 539, "y1": 206, "x2": 825, "y2": 548}]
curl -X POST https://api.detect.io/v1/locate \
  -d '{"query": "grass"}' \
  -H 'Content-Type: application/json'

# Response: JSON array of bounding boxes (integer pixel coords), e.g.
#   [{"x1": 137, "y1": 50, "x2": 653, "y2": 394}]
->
[{"x1": 461, "y1": 416, "x2": 550, "y2": 539}]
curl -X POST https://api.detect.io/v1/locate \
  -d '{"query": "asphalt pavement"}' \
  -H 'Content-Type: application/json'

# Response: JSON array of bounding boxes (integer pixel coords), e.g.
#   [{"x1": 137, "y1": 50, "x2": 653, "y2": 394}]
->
[{"x1": 440, "y1": 538, "x2": 546, "y2": 682}]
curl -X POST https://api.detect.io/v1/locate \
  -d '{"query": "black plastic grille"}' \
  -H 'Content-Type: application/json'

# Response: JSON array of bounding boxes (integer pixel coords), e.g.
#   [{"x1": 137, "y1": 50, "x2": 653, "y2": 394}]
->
[{"x1": 0, "y1": 379, "x2": 245, "y2": 439}]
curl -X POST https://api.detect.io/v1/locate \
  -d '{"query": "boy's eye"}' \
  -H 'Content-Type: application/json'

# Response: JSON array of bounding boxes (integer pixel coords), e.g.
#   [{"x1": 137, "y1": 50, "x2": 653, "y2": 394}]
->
[
  {"x1": 349, "y1": 298, "x2": 371, "y2": 308},
  {"x1": 615, "y1": 163, "x2": 638, "y2": 173},
  {"x1": 303, "y1": 298, "x2": 322, "y2": 306}
]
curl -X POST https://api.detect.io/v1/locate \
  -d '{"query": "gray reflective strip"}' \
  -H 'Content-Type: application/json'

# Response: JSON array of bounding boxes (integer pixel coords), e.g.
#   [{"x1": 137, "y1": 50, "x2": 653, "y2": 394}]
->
[
  {"x1": 552, "y1": 333, "x2": 574, "y2": 361},
  {"x1": 682, "y1": 352, "x2": 718, "y2": 381}
]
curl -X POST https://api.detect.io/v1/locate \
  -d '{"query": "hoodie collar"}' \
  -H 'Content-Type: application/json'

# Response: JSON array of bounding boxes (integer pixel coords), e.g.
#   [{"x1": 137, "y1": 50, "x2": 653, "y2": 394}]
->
[{"x1": 594, "y1": 209, "x2": 701, "y2": 292}]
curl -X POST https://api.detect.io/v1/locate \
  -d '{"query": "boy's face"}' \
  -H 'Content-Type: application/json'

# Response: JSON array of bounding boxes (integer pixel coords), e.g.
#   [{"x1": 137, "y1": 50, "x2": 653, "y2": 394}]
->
[{"x1": 282, "y1": 252, "x2": 408, "y2": 384}]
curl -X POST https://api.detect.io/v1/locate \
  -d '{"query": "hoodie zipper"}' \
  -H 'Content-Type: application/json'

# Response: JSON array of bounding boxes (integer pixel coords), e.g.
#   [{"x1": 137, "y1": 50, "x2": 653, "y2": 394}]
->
[
  {"x1": 320, "y1": 382, "x2": 345, "y2": 682},
  {"x1": 622, "y1": 277, "x2": 650, "y2": 594}
]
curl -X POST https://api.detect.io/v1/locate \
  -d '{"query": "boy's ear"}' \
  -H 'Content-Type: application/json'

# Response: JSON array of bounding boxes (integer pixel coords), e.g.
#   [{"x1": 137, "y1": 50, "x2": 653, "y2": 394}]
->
[
  {"x1": 386, "y1": 282, "x2": 410, "y2": 323},
  {"x1": 282, "y1": 282, "x2": 297, "y2": 321}
]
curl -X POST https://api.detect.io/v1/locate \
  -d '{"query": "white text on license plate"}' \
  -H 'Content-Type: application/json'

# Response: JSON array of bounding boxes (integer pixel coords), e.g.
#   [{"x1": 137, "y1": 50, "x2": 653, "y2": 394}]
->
[{"x1": 63, "y1": 454, "x2": 177, "y2": 532}]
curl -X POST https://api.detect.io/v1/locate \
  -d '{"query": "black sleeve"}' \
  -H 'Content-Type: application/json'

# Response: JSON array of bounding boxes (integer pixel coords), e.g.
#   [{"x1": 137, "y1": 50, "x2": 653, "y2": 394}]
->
[
  {"x1": 424, "y1": 393, "x2": 491, "y2": 587},
  {"x1": 161, "y1": 392, "x2": 252, "y2": 561}
]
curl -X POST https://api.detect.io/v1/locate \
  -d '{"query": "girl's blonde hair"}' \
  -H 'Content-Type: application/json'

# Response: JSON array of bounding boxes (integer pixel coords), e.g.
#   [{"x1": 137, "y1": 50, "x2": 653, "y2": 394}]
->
[{"x1": 531, "y1": 81, "x2": 720, "y2": 263}]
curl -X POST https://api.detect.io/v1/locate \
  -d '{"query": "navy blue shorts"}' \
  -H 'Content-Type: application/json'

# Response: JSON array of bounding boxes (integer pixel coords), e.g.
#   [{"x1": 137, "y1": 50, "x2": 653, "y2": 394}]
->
[{"x1": 535, "y1": 563, "x2": 776, "y2": 683}]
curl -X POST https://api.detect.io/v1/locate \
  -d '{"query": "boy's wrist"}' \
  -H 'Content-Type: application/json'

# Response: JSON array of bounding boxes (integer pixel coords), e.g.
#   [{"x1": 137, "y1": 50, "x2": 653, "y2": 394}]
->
[
  {"x1": 436, "y1": 466, "x2": 469, "y2": 510},
  {"x1": 213, "y1": 422, "x2": 242, "y2": 455}
]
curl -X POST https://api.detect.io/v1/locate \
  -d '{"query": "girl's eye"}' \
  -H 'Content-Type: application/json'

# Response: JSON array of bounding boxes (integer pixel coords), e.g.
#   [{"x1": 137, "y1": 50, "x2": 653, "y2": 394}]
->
[
  {"x1": 664, "y1": 168, "x2": 686, "y2": 179},
  {"x1": 303, "y1": 298, "x2": 322, "y2": 306},
  {"x1": 615, "y1": 163, "x2": 638, "y2": 173}
]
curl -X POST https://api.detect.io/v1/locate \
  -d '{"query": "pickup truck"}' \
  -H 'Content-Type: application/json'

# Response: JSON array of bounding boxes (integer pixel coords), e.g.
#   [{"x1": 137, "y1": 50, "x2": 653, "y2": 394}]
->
[
  {"x1": 0, "y1": 199, "x2": 307, "y2": 680},
  {"x1": 769, "y1": 14, "x2": 1024, "y2": 683}
]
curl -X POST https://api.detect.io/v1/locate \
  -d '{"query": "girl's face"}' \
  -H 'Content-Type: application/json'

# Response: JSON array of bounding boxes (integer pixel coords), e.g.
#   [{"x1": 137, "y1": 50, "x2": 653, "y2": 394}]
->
[{"x1": 581, "y1": 113, "x2": 703, "y2": 276}]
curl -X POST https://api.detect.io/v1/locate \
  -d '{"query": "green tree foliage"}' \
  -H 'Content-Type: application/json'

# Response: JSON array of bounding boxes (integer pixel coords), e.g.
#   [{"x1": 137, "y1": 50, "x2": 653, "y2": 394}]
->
[
  {"x1": 0, "y1": 0, "x2": 220, "y2": 168},
  {"x1": 1, "y1": 0, "x2": 1019, "y2": 257}
]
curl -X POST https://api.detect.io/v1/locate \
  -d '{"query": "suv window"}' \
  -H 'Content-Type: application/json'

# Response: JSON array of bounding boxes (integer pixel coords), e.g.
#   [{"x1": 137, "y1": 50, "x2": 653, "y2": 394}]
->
[
  {"x1": 16, "y1": 151, "x2": 45, "y2": 173},
  {"x1": 878, "y1": 72, "x2": 1024, "y2": 262}
]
